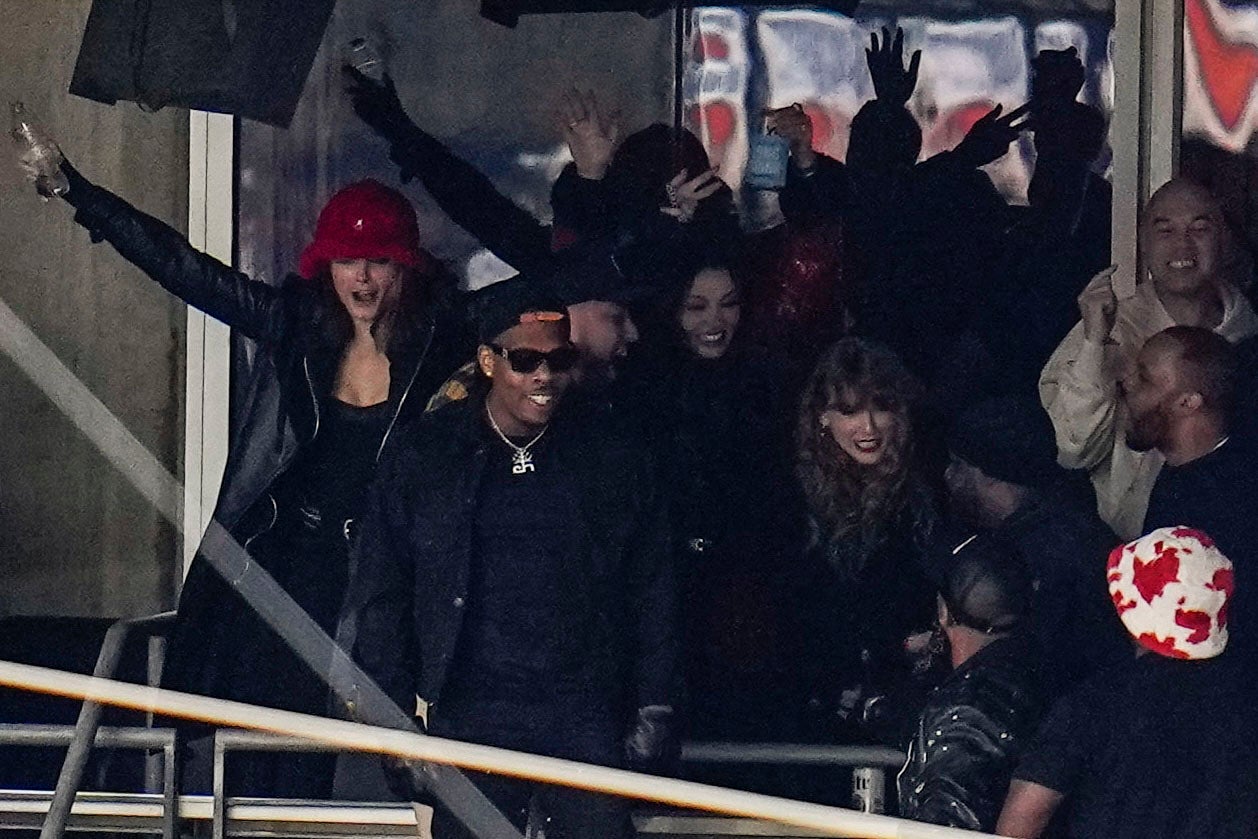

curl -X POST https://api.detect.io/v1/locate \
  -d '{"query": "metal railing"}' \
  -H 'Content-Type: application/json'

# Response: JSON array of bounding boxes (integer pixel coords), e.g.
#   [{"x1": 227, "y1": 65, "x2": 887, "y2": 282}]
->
[
  {"x1": 0, "y1": 725, "x2": 177, "y2": 839},
  {"x1": 37, "y1": 612, "x2": 177, "y2": 839}
]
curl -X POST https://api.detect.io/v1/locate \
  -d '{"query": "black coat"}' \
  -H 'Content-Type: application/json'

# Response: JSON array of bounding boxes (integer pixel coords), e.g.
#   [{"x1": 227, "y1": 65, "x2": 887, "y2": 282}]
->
[
  {"x1": 897, "y1": 634, "x2": 1045, "y2": 831},
  {"x1": 61, "y1": 166, "x2": 469, "y2": 701},
  {"x1": 343, "y1": 393, "x2": 680, "y2": 721},
  {"x1": 796, "y1": 484, "x2": 941, "y2": 743}
]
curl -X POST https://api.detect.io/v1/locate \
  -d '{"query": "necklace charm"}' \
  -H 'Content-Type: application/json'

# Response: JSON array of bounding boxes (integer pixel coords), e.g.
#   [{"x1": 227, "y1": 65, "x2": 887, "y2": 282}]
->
[
  {"x1": 511, "y1": 449, "x2": 536, "y2": 475},
  {"x1": 485, "y1": 402, "x2": 547, "y2": 476}
]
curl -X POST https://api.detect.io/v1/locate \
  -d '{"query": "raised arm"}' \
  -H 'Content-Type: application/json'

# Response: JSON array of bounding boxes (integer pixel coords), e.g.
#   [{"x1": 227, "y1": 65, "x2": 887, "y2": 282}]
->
[
  {"x1": 1038, "y1": 266, "x2": 1122, "y2": 470},
  {"x1": 346, "y1": 68, "x2": 554, "y2": 276},
  {"x1": 56, "y1": 161, "x2": 291, "y2": 344}
]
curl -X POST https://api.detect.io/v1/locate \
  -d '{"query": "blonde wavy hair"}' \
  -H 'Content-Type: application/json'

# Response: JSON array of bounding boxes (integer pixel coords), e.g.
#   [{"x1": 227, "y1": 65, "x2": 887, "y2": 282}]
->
[{"x1": 796, "y1": 338, "x2": 923, "y2": 572}]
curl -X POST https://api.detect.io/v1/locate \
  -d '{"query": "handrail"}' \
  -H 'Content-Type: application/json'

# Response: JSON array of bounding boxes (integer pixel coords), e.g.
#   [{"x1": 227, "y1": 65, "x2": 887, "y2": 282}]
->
[
  {"x1": 0, "y1": 660, "x2": 1004, "y2": 839},
  {"x1": 40, "y1": 612, "x2": 177, "y2": 839},
  {"x1": 681, "y1": 742, "x2": 906, "y2": 769}
]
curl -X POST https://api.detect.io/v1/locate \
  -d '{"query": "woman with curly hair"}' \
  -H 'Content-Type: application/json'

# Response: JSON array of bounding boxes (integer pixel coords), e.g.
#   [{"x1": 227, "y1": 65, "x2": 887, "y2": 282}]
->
[{"x1": 795, "y1": 337, "x2": 940, "y2": 745}]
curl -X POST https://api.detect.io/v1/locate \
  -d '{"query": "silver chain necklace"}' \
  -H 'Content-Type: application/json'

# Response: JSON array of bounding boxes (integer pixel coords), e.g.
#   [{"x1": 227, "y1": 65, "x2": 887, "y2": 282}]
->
[{"x1": 485, "y1": 403, "x2": 548, "y2": 475}]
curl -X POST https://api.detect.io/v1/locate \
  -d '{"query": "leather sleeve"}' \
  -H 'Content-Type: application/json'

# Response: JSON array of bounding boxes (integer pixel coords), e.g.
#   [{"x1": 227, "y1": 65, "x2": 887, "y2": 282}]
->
[
  {"x1": 385, "y1": 127, "x2": 554, "y2": 277},
  {"x1": 61, "y1": 162, "x2": 291, "y2": 344}
]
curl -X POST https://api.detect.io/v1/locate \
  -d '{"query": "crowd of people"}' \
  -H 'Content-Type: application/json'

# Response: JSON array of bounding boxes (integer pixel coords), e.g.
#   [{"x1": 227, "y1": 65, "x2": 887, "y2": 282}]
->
[{"x1": 25, "y1": 26, "x2": 1258, "y2": 839}]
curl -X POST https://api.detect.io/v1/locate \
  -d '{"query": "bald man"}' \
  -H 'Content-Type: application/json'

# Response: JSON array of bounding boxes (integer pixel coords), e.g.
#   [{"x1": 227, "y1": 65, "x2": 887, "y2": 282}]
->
[{"x1": 1039, "y1": 178, "x2": 1258, "y2": 539}]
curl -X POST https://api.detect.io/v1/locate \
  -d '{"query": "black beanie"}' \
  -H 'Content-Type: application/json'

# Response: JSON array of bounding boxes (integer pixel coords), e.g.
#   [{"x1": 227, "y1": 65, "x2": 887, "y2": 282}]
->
[
  {"x1": 949, "y1": 397, "x2": 1063, "y2": 490},
  {"x1": 470, "y1": 275, "x2": 568, "y2": 344}
]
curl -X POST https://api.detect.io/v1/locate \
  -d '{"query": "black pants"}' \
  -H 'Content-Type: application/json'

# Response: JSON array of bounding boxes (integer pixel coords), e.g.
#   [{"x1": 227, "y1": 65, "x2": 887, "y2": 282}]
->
[{"x1": 427, "y1": 693, "x2": 633, "y2": 839}]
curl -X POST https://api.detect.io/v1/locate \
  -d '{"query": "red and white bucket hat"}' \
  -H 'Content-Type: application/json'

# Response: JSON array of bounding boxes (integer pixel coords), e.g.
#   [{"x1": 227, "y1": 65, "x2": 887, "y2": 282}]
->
[{"x1": 1107, "y1": 527, "x2": 1234, "y2": 660}]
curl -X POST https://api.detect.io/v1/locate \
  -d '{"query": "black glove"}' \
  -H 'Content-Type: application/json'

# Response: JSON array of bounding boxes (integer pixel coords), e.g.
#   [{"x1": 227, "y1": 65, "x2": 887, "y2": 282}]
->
[
  {"x1": 623, "y1": 705, "x2": 678, "y2": 772},
  {"x1": 343, "y1": 66, "x2": 418, "y2": 140}
]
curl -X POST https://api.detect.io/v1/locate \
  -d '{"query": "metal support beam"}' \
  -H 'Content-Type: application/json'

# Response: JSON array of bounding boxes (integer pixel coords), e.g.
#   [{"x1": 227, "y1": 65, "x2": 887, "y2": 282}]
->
[
  {"x1": 183, "y1": 111, "x2": 234, "y2": 577},
  {"x1": 1110, "y1": 0, "x2": 1183, "y2": 297}
]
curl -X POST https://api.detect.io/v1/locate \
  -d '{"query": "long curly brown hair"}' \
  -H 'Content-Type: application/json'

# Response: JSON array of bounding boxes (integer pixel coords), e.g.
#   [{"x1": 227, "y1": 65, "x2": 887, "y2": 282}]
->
[{"x1": 796, "y1": 338, "x2": 923, "y2": 571}]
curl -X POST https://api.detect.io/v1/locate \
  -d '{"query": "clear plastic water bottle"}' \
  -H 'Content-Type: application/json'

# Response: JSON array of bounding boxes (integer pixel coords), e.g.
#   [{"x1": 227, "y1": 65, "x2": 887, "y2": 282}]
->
[
  {"x1": 345, "y1": 37, "x2": 385, "y2": 81},
  {"x1": 11, "y1": 101, "x2": 68, "y2": 200}
]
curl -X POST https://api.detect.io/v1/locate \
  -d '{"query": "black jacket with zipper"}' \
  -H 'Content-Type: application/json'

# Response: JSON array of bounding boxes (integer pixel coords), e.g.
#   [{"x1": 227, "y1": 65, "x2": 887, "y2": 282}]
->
[
  {"x1": 60, "y1": 164, "x2": 469, "y2": 701},
  {"x1": 341, "y1": 392, "x2": 681, "y2": 723}
]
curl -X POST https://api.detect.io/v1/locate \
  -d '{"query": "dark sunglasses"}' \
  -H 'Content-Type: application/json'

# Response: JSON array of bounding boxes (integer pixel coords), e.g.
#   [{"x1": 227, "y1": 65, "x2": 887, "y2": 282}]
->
[{"x1": 488, "y1": 343, "x2": 581, "y2": 374}]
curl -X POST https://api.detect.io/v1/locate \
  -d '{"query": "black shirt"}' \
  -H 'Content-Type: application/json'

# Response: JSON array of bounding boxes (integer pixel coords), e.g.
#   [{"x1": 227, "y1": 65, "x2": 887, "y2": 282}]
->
[
  {"x1": 449, "y1": 426, "x2": 611, "y2": 702},
  {"x1": 1144, "y1": 437, "x2": 1258, "y2": 659},
  {"x1": 1014, "y1": 654, "x2": 1258, "y2": 839}
]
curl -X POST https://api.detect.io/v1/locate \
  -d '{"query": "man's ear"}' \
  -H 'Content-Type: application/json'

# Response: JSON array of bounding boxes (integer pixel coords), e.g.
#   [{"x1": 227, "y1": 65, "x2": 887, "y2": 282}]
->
[
  {"x1": 477, "y1": 345, "x2": 496, "y2": 379},
  {"x1": 1179, "y1": 391, "x2": 1204, "y2": 413},
  {"x1": 937, "y1": 593, "x2": 951, "y2": 627}
]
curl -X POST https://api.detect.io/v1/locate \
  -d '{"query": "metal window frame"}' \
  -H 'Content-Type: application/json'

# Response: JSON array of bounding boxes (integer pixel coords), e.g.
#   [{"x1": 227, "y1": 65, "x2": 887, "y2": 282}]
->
[
  {"x1": 1111, "y1": 0, "x2": 1183, "y2": 295},
  {"x1": 183, "y1": 111, "x2": 235, "y2": 577}
]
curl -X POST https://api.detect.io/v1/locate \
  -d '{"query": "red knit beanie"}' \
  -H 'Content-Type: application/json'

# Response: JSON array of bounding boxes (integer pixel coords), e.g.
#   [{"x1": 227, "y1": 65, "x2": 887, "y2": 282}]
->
[{"x1": 298, "y1": 180, "x2": 432, "y2": 279}]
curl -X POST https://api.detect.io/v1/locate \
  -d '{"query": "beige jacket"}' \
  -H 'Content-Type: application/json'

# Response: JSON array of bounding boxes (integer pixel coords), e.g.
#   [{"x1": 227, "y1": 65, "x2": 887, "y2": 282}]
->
[{"x1": 1039, "y1": 274, "x2": 1258, "y2": 540}]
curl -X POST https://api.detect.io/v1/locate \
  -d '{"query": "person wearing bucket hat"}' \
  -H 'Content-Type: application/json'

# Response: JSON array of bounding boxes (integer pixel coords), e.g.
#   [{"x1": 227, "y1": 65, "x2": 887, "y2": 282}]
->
[
  {"x1": 996, "y1": 527, "x2": 1258, "y2": 838},
  {"x1": 942, "y1": 397, "x2": 1127, "y2": 693},
  {"x1": 43, "y1": 161, "x2": 469, "y2": 798},
  {"x1": 346, "y1": 271, "x2": 679, "y2": 838}
]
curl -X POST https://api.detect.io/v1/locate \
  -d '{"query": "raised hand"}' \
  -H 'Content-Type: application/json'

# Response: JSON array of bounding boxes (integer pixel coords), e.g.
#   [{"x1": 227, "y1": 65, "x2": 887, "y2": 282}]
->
[
  {"x1": 952, "y1": 102, "x2": 1031, "y2": 168},
  {"x1": 343, "y1": 66, "x2": 415, "y2": 139},
  {"x1": 661, "y1": 167, "x2": 724, "y2": 223},
  {"x1": 557, "y1": 89, "x2": 621, "y2": 180},
  {"x1": 1030, "y1": 47, "x2": 1086, "y2": 112},
  {"x1": 764, "y1": 103, "x2": 816, "y2": 169},
  {"x1": 1079, "y1": 265, "x2": 1119, "y2": 345},
  {"x1": 866, "y1": 26, "x2": 921, "y2": 107}
]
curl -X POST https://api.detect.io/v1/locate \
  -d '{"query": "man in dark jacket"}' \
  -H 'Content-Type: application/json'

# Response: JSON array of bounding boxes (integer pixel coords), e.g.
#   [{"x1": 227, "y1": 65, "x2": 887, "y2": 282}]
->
[
  {"x1": 345, "y1": 279, "x2": 679, "y2": 839},
  {"x1": 942, "y1": 397, "x2": 1128, "y2": 694},
  {"x1": 898, "y1": 536, "x2": 1044, "y2": 831}
]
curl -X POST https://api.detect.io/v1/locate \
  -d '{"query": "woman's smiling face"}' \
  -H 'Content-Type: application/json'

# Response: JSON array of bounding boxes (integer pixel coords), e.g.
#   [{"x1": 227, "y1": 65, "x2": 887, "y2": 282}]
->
[{"x1": 679, "y1": 267, "x2": 741, "y2": 360}]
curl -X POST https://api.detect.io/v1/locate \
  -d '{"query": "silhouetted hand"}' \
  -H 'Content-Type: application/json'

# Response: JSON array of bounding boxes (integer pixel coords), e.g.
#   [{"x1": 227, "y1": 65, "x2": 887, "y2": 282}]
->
[
  {"x1": 661, "y1": 167, "x2": 723, "y2": 223},
  {"x1": 1030, "y1": 47, "x2": 1086, "y2": 113},
  {"x1": 764, "y1": 103, "x2": 816, "y2": 170},
  {"x1": 866, "y1": 26, "x2": 921, "y2": 107},
  {"x1": 557, "y1": 89, "x2": 621, "y2": 180},
  {"x1": 952, "y1": 103, "x2": 1031, "y2": 168},
  {"x1": 624, "y1": 705, "x2": 677, "y2": 771},
  {"x1": 343, "y1": 66, "x2": 416, "y2": 139}
]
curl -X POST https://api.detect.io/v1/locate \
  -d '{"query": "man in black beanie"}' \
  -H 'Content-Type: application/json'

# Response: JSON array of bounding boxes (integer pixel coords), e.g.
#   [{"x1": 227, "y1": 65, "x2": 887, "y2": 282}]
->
[
  {"x1": 942, "y1": 397, "x2": 1127, "y2": 695},
  {"x1": 344, "y1": 276, "x2": 678, "y2": 838}
]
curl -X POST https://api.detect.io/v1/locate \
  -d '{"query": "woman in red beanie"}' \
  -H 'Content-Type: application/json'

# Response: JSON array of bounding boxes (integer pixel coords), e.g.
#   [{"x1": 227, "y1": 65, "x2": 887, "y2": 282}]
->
[{"x1": 39, "y1": 161, "x2": 467, "y2": 799}]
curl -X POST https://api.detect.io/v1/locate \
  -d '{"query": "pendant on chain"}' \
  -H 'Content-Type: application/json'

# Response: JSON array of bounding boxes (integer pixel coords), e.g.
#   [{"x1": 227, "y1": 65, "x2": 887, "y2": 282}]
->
[{"x1": 511, "y1": 449, "x2": 536, "y2": 475}]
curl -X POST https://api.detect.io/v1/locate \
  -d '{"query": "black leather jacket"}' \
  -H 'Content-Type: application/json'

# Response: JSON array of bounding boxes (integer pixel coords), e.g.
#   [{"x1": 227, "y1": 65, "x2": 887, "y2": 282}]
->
[
  {"x1": 61, "y1": 165, "x2": 468, "y2": 699},
  {"x1": 897, "y1": 634, "x2": 1045, "y2": 831},
  {"x1": 341, "y1": 392, "x2": 680, "y2": 720}
]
